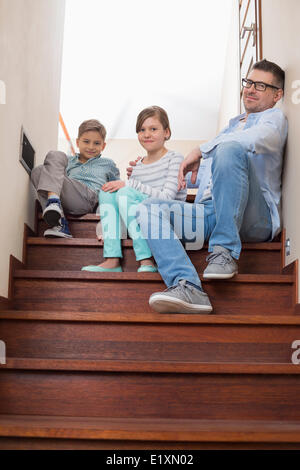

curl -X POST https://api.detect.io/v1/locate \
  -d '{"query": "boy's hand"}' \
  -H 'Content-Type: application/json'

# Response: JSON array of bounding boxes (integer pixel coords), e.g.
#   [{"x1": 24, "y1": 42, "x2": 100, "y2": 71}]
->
[
  {"x1": 178, "y1": 148, "x2": 202, "y2": 190},
  {"x1": 101, "y1": 180, "x2": 125, "y2": 193},
  {"x1": 126, "y1": 156, "x2": 142, "y2": 179}
]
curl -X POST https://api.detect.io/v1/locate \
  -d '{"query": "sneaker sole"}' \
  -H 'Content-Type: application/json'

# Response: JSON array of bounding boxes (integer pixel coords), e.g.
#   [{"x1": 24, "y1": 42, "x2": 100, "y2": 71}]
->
[
  {"x1": 43, "y1": 210, "x2": 62, "y2": 227},
  {"x1": 149, "y1": 294, "x2": 213, "y2": 314},
  {"x1": 44, "y1": 231, "x2": 73, "y2": 239},
  {"x1": 203, "y1": 272, "x2": 238, "y2": 280}
]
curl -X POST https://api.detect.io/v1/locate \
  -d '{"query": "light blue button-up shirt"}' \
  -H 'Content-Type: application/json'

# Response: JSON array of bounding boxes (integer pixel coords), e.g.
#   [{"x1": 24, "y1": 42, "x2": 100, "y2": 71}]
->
[
  {"x1": 194, "y1": 107, "x2": 288, "y2": 239},
  {"x1": 67, "y1": 154, "x2": 120, "y2": 193}
]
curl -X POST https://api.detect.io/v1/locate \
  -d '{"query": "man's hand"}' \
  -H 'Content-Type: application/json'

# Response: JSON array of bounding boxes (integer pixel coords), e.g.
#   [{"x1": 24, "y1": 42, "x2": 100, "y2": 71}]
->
[
  {"x1": 102, "y1": 180, "x2": 125, "y2": 193},
  {"x1": 178, "y1": 148, "x2": 202, "y2": 190},
  {"x1": 126, "y1": 156, "x2": 142, "y2": 179}
]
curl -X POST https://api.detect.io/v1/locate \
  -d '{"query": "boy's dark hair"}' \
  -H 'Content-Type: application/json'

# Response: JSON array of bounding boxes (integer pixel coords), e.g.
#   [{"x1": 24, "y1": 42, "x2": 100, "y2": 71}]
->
[
  {"x1": 252, "y1": 59, "x2": 285, "y2": 90},
  {"x1": 78, "y1": 119, "x2": 106, "y2": 140},
  {"x1": 136, "y1": 106, "x2": 171, "y2": 140}
]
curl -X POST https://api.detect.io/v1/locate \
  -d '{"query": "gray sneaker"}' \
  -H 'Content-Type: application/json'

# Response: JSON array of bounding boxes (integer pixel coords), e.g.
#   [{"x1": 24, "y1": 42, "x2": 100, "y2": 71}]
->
[
  {"x1": 149, "y1": 280, "x2": 213, "y2": 314},
  {"x1": 203, "y1": 246, "x2": 238, "y2": 279}
]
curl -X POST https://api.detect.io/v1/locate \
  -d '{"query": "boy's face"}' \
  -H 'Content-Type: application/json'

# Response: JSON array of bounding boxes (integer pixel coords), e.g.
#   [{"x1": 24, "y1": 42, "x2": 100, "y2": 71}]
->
[{"x1": 76, "y1": 130, "x2": 106, "y2": 162}]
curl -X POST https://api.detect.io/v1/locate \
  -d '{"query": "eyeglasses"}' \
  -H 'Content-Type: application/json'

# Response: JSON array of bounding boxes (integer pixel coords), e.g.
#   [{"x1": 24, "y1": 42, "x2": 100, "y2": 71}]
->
[{"x1": 242, "y1": 78, "x2": 281, "y2": 92}]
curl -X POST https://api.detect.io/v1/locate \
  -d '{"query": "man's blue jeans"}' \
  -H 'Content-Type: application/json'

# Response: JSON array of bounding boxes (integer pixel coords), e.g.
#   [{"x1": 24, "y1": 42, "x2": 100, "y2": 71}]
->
[{"x1": 137, "y1": 142, "x2": 272, "y2": 290}]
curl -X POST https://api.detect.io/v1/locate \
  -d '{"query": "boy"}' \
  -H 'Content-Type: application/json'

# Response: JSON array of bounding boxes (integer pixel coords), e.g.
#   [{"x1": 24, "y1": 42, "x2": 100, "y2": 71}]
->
[{"x1": 31, "y1": 119, "x2": 120, "y2": 238}]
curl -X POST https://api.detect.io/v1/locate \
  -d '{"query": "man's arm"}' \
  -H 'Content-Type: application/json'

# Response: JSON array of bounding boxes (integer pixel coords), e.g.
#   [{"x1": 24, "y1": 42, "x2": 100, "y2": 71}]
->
[
  {"x1": 178, "y1": 147, "x2": 202, "y2": 190},
  {"x1": 200, "y1": 109, "x2": 288, "y2": 157}
]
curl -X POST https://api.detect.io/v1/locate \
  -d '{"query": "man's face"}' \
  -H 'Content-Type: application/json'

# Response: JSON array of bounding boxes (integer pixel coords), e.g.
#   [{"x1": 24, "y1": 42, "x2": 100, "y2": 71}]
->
[{"x1": 243, "y1": 69, "x2": 283, "y2": 114}]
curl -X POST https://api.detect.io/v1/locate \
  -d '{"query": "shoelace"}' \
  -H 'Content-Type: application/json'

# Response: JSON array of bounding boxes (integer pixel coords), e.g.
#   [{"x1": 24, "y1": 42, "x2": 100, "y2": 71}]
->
[
  {"x1": 59, "y1": 217, "x2": 71, "y2": 234},
  {"x1": 165, "y1": 280, "x2": 194, "y2": 302},
  {"x1": 46, "y1": 198, "x2": 61, "y2": 208},
  {"x1": 206, "y1": 251, "x2": 233, "y2": 266}
]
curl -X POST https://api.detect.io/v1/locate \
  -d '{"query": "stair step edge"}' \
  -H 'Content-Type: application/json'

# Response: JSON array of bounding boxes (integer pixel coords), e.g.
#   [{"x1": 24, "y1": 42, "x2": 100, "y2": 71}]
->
[
  {"x1": 13, "y1": 271, "x2": 294, "y2": 283},
  {"x1": 1, "y1": 310, "x2": 300, "y2": 324},
  {"x1": 27, "y1": 237, "x2": 282, "y2": 251},
  {"x1": 2, "y1": 358, "x2": 300, "y2": 374},
  {"x1": 0, "y1": 415, "x2": 300, "y2": 442}
]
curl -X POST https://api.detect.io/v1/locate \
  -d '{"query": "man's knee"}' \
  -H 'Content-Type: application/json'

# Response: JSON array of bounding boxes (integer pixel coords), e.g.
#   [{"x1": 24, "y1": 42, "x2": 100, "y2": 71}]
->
[
  {"x1": 212, "y1": 141, "x2": 248, "y2": 172},
  {"x1": 215, "y1": 141, "x2": 246, "y2": 160}
]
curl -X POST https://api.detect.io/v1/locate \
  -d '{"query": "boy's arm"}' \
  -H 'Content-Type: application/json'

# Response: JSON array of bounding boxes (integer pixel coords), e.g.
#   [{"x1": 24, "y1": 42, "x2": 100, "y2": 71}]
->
[
  {"x1": 107, "y1": 162, "x2": 120, "y2": 181},
  {"x1": 127, "y1": 153, "x2": 185, "y2": 200}
]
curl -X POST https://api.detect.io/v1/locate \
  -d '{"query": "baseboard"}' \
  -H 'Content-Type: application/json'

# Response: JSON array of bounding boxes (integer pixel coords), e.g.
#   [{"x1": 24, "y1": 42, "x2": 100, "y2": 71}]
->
[{"x1": 0, "y1": 296, "x2": 12, "y2": 311}]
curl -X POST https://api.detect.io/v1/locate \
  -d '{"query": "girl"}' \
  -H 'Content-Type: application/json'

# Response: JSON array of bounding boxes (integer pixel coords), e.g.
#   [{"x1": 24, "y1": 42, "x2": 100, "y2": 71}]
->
[{"x1": 82, "y1": 106, "x2": 187, "y2": 272}]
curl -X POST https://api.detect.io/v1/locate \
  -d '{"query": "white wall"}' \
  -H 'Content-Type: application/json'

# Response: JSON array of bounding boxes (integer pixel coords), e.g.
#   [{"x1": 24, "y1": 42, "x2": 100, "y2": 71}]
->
[
  {"x1": 261, "y1": 0, "x2": 300, "y2": 300},
  {"x1": 217, "y1": 0, "x2": 240, "y2": 132},
  {"x1": 0, "y1": 0, "x2": 66, "y2": 298}
]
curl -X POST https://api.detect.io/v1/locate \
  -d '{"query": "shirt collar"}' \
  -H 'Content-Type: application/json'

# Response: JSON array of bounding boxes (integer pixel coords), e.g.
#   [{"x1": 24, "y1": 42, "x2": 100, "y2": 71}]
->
[{"x1": 75, "y1": 153, "x2": 102, "y2": 163}]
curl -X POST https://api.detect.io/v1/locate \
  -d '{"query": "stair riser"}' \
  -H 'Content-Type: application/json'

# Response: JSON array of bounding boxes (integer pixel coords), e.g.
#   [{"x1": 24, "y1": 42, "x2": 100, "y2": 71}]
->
[
  {"x1": 12, "y1": 279, "x2": 294, "y2": 315},
  {"x1": 26, "y1": 245, "x2": 282, "y2": 274},
  {"x1": 1, "y1": 371, "x2": 300, "y2": 420},
  {"x1": 1, "y1": 320, "x2": 299, "y2": 363}
]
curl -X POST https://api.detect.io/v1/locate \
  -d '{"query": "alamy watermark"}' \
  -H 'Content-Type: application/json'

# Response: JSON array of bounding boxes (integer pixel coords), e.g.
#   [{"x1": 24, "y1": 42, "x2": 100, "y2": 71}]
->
[
  {"x1": 291, "y1": 340, "x2": 300, "y2": 365},
  {"x1": 0, "y1": 80, "x2": 6, "y2": 104},
  {"x1": 96, "y1": 199, "x2": 204, "y2": 250},
  {"x1": 0, "y1": 340, "x2": 6, "y2": 365}
]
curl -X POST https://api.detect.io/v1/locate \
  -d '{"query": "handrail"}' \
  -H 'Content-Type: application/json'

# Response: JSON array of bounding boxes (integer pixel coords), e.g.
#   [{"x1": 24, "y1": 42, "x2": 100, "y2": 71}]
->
[{"x1": 59, "y1": 113, "x2": 76, "y2": 156}]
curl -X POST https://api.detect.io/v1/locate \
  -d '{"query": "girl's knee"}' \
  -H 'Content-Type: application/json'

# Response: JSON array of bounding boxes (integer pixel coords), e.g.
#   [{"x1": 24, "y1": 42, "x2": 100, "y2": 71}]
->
[{"x1": 99, "y1": 189, "x2": 117, "y2": 205}]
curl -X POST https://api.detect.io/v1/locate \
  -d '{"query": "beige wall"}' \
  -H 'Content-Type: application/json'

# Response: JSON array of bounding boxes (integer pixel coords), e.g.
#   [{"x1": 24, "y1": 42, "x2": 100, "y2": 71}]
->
[
  {"x1": 261, "y1": 0, "x2": 300, "y2": 300},
  {"x1": 0, "y1": 0, "x2": 65, "y2": 297}
]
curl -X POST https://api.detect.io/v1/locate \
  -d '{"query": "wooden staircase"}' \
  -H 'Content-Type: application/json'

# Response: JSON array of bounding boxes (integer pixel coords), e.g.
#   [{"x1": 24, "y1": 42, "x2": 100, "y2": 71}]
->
[{"x1": 1, "y1": 207, "x2": 300, "y2": 450}]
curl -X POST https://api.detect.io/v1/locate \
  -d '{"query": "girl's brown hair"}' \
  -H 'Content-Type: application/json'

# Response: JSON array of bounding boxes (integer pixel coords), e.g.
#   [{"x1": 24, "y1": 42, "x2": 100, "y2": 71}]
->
[{"x1": 136, "y1": 106, "x2": 171, "y2": 140}]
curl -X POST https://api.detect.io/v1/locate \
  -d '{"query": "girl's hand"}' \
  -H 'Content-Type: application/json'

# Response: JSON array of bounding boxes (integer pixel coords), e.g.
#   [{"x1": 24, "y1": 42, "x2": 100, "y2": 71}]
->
[
  {"x1": 126, "y1": 156, "x2": 142, "y2": 179},
  {"x1": 178, "y1": 148, "x2": 202, "y2": 190},
  {"x1": 102, "y1": 180, "x2": 125, "y2": 192}
]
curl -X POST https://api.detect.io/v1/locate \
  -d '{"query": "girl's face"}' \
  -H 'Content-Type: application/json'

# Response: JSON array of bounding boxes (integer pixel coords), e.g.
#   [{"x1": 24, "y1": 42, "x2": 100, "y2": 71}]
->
[{"x1": 138, "y1": 116, "x2": 170, "y2": 153}]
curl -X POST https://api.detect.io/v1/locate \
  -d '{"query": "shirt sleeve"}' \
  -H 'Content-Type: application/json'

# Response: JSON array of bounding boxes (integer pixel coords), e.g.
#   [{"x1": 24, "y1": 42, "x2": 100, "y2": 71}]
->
[
  {"x1": 107, "y1": 162, "x2": 120, "y2": 181},
  {"x1": 200, "y1": 109, "x2": 288, "y2": 158},
  {"x1": 127, "y1": 153, "x2": 183, "y2": 200}
]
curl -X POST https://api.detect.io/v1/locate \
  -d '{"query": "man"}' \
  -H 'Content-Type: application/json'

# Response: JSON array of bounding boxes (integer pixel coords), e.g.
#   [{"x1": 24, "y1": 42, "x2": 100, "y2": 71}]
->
[{"x1": 136, "y1": 59, "x2": 288, "y2": 314}]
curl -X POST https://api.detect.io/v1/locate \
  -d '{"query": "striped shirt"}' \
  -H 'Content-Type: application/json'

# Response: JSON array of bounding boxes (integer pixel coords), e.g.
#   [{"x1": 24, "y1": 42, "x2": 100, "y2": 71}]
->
[
  {"x1": 67, "y1": 154, "x2": 120, "y2": 193},
  {"x1": 127, "y1": 150, "x2": 187, "y2": 201}
]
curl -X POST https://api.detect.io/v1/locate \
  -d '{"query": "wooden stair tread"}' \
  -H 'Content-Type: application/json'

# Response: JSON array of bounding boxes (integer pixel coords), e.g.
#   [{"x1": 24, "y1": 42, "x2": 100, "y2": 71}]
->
[
  {"x1": 1, "y1": 310, "x2": 300, "y2": 324},
  {"x1": 1, "y1": 414, "x2": 300, "y2": 442},
  {"x1": 38, "y1": 213, "x2": 100, "y2": 221},
  {"x1": 13, "y1": 270, "x2": 293, "y2": 283},
  {"x1": 2, "y1": 358, "x2": 300, "y2": 374},
  {"x1": 27, "y1": 236, "x2": 282, "y2": 251}
]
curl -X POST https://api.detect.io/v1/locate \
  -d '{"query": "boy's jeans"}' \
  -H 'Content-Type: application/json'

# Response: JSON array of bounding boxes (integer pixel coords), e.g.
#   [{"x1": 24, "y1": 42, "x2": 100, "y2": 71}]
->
[
  {"x1": 99, "y1": 186, "x2": 152, "y2": 261},
  {"x1": 137, "y1": 142, "x2": 273, "y2": 289}
]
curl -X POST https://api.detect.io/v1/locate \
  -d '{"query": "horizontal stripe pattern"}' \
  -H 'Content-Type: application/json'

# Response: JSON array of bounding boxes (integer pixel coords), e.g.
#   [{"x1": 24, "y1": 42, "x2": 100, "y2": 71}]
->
[{"x1": 128, "y1": 150, "x2": 187, "y2": 201}]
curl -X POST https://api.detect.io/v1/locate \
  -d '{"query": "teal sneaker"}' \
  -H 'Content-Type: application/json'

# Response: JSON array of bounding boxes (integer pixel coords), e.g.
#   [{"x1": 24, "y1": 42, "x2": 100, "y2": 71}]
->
[{"x1": 81, "y1": 265, "x2": 122, "y2": 272}]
